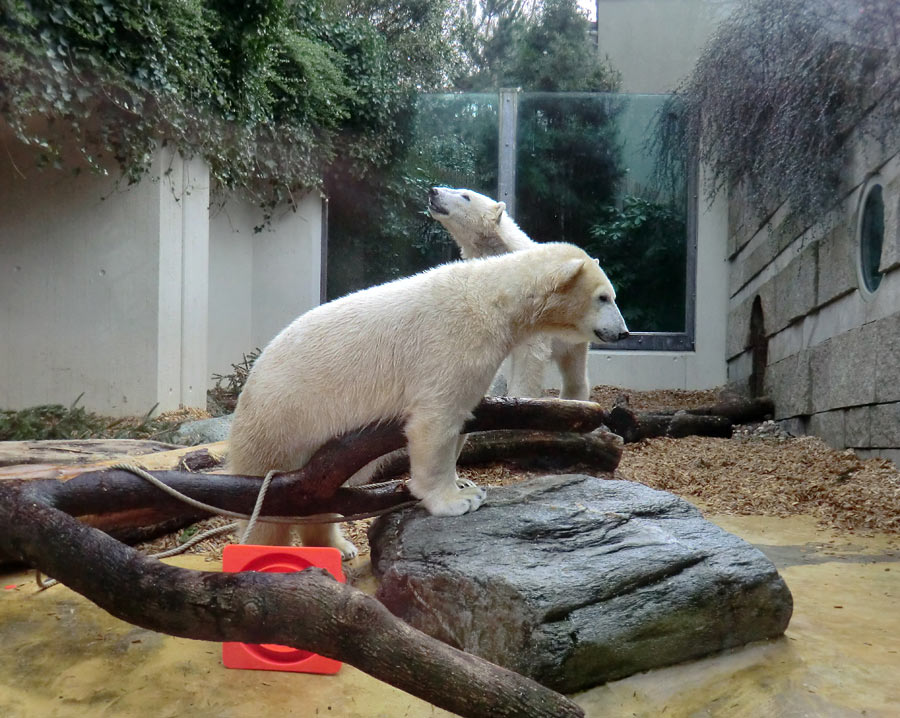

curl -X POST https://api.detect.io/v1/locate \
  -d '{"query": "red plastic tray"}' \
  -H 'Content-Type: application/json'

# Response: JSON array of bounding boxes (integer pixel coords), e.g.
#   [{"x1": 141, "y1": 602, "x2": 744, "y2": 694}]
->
[{"x1": 221, "y1": 544, "x2": 345, "y2": 674}]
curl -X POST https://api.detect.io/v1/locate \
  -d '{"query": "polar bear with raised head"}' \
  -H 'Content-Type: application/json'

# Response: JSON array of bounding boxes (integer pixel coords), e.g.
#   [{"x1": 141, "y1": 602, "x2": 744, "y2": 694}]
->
[
  {"x1": 428, "y1": 186, "x2": 622, "y2": 400},
  {"x1": 227, "y1": 242, "x2": 629, "y2": 557}
]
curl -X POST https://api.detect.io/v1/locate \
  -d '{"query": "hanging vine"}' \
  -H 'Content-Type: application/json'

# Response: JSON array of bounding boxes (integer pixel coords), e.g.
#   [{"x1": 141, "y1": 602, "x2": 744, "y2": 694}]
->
[
  {"x1": 654, "y1": 0, "x2": 900, "y2": 224},
  {"x1": 0, "y1": 0, "x2": 420, "y2": 215}
]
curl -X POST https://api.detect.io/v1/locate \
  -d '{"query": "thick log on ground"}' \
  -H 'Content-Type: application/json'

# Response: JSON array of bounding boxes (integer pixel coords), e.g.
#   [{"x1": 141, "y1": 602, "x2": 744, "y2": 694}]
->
[
  {"x1": 0, "y1": 481, "x2": 583, "y2": 718},
  {"x1": 606, "y1": 406, "x2": 733, "y2": 443},
  {"x1": 1, "y1": 397, "x2": 612, "y2": 537},
  {"x1": 0, "y1": 439, "x2": 182, "y2": 467},
  {"x1": 605, "y1": 396, "x2": 774, "y2": 443},
  {"x1": 682, "y1": 396, "x2": 775, "y2": 423},
  {"x1": 374, "y1": 428, "x2": 622, "y2": 480}
]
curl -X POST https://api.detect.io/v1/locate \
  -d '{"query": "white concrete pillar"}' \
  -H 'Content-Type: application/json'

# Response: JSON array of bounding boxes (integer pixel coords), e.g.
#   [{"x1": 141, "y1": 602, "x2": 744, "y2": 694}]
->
[
  {"x1": 0, "y1": 134, "x2": 210, "y2": 416},
  {"x1": 208, "y1": 191, "x2": 324, "y2": 384}
]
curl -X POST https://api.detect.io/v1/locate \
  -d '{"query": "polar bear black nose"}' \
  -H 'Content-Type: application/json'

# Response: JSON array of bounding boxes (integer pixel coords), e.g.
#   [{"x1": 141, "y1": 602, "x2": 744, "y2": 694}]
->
[
  {"x1": 428, "y1": 187, "x2": 438, "y2": 198},
  {"x1": 618, "y1": 331, "x2": 630, "y2": 340}
]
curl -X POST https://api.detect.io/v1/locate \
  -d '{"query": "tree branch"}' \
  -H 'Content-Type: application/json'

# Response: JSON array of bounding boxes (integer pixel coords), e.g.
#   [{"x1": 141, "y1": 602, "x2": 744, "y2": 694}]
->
[{"x1": 0, "y1": 481, "x2": 583, "y2": 718}]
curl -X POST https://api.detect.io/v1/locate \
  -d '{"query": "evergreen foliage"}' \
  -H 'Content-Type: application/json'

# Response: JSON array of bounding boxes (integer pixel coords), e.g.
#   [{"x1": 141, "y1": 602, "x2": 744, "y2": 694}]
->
[
  {"x1": 327, "y1": 0, "x2": 627, "y2": 298},
  {"x1": 587, "y1": 196, "x2": 687, "y2": 331}
]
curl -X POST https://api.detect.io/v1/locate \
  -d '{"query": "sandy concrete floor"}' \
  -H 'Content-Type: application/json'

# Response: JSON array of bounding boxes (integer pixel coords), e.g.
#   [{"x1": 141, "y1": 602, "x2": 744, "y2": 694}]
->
[{"x1": 2, "y1": 513, "x2": 898, "y2": 718}]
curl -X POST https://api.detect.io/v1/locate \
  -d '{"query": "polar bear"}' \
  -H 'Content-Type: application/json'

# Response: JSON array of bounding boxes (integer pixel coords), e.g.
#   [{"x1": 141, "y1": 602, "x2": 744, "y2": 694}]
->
[
  {"x1": 428, "y1": 186, "x2": 618, "y2": 400},
  {"x1": 227, "y1": 242, "x2": 629, "y2": 556}
]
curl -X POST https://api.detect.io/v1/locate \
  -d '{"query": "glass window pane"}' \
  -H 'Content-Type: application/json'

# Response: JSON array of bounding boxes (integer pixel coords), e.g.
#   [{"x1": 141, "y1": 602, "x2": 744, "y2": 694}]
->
[
  {"x1": 860, "y1": 184, "x2": 884, "y2": 293},
  {"x1": 515, "y1": 92, "x2": 688, "y2": 332},
  {"x1": 326, "y1": 93, "x2": 499, "y2": 300}
]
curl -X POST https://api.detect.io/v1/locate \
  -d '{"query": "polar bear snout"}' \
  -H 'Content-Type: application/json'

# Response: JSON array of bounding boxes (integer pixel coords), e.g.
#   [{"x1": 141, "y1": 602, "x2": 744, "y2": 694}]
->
[
  {"x1": 595, "y1": 328, "x2": 630, "y2": 343},
  {"x1": 428, "y1": 187, "x2": 449, "y2": 215}
]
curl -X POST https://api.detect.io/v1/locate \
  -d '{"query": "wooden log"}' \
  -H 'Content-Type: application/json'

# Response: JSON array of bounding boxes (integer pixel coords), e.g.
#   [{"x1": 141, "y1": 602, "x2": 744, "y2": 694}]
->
[
  {"x1": 682, "y1": 396, "x2": 775, "y2": 423},
  {"x1": 605, "y1": 406, "x2": 733, "y2": 443},
  {"x1": 0, "y1": 439, "x2": 183, "y2": 467},
  {"x1": 2, "y1": 397, "x2": 612, "y2": 526},
  {"x1": 374, "y1": 428, "x2": 623, "y2": 480},
  {"x1": 0, "y1": 482, "x2": 584, "y2": 718}
]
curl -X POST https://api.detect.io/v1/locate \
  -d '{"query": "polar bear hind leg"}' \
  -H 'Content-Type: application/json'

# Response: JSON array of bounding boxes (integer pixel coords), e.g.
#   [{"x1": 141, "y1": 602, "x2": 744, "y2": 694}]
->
[
  {"x1": 506, "y1": 339, "x2": 550, "y2": 398},
  {"x1": 299, "y1": 521, "x2": 359, "y2": 560}
]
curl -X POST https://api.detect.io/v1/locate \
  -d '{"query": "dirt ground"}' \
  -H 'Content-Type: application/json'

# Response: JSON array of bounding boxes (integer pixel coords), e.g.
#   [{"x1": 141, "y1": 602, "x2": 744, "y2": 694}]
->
[{"x1": 141, "y1": 385, "x2": 900, "y2": 559}]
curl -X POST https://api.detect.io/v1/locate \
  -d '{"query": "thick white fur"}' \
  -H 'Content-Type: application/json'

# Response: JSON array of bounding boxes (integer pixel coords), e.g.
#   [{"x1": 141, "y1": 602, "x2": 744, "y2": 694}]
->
[
  {"x1": 227, "y1": 243, "x2": 627, "y2": 556},
  {"x1": 428, "y1": 186, "x2": 630, "y2": 400}
]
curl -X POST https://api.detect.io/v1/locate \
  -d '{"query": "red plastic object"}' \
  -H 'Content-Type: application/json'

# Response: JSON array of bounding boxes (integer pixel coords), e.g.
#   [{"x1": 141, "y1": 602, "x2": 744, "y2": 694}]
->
[{"x1": 221, "y1": 544, "x2": 345, "y2": 674}]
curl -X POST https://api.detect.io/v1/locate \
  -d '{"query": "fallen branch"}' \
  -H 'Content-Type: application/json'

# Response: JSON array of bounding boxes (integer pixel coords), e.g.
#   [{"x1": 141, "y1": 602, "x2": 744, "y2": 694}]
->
[
  {"x1": 606, "y1": 407, "x2": 733, "y2": 443},
  {"x1": 0, "y1": 398, "x2": 613, "y2": 716},
  {"x1": 3, "y1": 397, "x2": 614, "y2": 539},
  {"x1": 0, "y1": 481, "x2": 583, "y2": 718},
  {"x1": 375, "y1": 428, "x2": 622, "y2": 480},
  {"x1": 605, "y1": 395, "x2": 774, "y2": 443}
]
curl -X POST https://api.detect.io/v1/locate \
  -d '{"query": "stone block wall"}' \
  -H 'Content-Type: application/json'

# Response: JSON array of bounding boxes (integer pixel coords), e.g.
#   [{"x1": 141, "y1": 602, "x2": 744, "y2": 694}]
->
[{"x1": 726, "y1": 124, "x2": 900, "y2": 465}]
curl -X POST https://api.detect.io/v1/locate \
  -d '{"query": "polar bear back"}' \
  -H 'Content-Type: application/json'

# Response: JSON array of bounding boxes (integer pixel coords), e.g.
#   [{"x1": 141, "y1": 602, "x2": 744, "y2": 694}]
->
[{"x1": 228, "y1": 258, "x2": 522, "y2": 475}]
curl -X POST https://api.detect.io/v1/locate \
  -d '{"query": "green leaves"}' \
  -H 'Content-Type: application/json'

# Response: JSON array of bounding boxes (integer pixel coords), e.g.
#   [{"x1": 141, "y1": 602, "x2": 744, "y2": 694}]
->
[
  {"x1": 587, "y1": 196, "x2": 687, "y2": 332},
  {"x1": 0, "y1": 0, "x2": 426, "y2": 215}
]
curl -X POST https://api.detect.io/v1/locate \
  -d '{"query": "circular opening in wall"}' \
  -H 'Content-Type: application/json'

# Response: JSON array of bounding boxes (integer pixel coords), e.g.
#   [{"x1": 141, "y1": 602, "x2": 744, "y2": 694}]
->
[{"x1": 858, "y1": 182, "x2": 885, "y2": 294}]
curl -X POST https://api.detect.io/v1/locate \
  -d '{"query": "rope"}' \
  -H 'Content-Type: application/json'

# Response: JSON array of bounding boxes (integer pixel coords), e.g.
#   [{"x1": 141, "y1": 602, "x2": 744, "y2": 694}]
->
[
  {"x1": 35, "y1": 462, "x2": 418, "y2": 590},
  {"x1": 239, "y1": 469, "x2": 275, "y2": 544}
]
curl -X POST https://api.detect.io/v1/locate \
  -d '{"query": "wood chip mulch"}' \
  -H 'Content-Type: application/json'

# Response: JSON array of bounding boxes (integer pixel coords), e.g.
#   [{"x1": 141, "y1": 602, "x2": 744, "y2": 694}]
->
[{"x1": 140, "y1": 386, "x2": 900, "y2": 560}]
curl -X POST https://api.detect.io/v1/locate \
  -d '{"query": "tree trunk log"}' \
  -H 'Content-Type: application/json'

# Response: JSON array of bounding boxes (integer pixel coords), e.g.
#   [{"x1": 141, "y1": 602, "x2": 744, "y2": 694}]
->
[
  {"x1": 0, "y1": 439, "x2": 182, "y2": 467},
  {"x1": 682, "y1": 396, "x2": 774, "y2": 423},
  {"x1": 605, "y1": 406, "x2": 734, "y2": 443},
  {"x1": 0, "y1": 481, "x2": 583, "y2": 718},
  {"x1": 2, "y1": 397, "x2": 613, "y2": 537},
  {"x1": 375, "y1": 428, "x2": 622, "y2": 480}
]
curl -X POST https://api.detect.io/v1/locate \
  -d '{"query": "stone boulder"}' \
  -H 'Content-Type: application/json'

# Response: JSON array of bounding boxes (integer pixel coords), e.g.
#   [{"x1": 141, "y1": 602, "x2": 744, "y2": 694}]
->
[
  {"x1": 173, "y1": 415, "x2": 233, "y2": 446},
  {"x1": 369, "y1": 474, "x2": 792, "y2": 692}
]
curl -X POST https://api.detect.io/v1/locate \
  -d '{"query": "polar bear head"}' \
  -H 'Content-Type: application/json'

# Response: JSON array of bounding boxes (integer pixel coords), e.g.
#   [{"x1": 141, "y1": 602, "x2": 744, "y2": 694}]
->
[
  {"x1": 530, "y1": 243, "x2": 630, "y2": 345},
  {"x1": 428, "y1": 186, "x2": 533, "y2": 257}
]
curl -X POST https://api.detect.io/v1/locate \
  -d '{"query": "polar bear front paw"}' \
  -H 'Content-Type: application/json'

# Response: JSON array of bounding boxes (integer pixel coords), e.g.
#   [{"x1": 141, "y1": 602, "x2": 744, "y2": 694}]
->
[{"x1": 420, "y1": 483, "x2": 486, "y2": 517}]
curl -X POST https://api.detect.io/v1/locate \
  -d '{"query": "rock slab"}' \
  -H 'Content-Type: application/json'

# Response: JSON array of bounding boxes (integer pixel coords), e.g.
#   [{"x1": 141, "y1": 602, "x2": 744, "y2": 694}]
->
[
  {"x1": 369, "y1": 474, "x2": 793, "y2": 692},
  {"x1": 173, "y1": 415, "x2": 233, "y2": 446}
]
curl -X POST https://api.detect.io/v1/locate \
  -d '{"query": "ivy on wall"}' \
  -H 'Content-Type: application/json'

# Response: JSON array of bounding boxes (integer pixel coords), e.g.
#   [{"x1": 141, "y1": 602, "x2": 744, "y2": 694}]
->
[
  {"x1": 0, "y1": 0, "x2": 414, "y2": 214},
  {"x1": 656, "y1": 0, "x2": 900, "y2": 224}
]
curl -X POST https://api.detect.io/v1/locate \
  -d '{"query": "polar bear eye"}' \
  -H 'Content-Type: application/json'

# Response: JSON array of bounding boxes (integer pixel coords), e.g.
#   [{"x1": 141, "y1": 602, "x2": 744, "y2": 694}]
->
[
  {"x1": 597, "y1": 294, "x2": 610, "y2": 303},
  {"x1": 461, "y1": 194, "x2": 471, "y2": 201}
]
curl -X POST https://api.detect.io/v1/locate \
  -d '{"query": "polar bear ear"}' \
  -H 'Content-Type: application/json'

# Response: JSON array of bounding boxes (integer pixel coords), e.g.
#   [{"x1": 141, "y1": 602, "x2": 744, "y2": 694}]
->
[
  {"x1": 491, "y1": 202, "x2": 506, "y2": 223},
  {"x1": 548, "y1": 258, "x2": 586, "y2": 293}
]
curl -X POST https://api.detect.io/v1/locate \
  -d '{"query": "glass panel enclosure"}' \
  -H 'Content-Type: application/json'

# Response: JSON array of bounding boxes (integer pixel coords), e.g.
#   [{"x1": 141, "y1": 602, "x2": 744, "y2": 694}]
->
[
  {"x1": 325, "y1": 91, "x2": 692, "y2": 346},
  {"x1": 515, "y1": 93, "x2": 687, "y2": 334},
  {"x1": 325, "y1": 93, "x2": 498, "y2": 300}
]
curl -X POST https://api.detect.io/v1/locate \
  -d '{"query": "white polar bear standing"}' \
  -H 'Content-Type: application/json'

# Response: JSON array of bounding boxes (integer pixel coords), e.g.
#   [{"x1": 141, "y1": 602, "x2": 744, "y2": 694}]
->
[
  {"x1": 428, "y1": 186, "x2": 625, "y2": 401},
  {"x1": 227, "y1": 243, "x2": 629, "y2": 557}
]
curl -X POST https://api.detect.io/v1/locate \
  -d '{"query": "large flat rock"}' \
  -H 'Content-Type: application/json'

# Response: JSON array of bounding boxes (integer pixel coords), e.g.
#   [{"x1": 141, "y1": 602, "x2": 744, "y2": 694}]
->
[{"x1": 369, "y1": 474, "x2": 793, "y2": 692}]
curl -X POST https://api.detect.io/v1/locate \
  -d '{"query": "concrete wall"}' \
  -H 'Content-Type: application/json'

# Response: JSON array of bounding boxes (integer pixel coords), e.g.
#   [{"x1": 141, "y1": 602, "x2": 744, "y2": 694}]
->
[
  {"x1": 596, "y1": 0, "x2": 736, "y2": 93},
  {"x1": 1, "y1": 138, "x2": 209, "y2": 416},
  {"x1": 726, "y1": 123, "x2": 900, "y2": 463},
  {"x1": 1, "y1": 127, "x2": 324, "y2": 416},
  {"x1": 208, "y1": 193, "x2": 323, "y2": 383}
]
